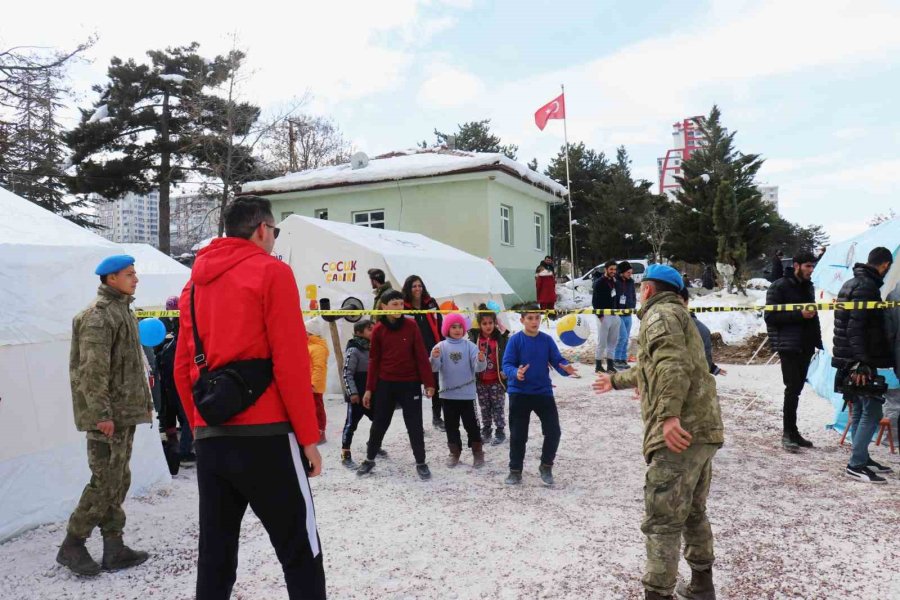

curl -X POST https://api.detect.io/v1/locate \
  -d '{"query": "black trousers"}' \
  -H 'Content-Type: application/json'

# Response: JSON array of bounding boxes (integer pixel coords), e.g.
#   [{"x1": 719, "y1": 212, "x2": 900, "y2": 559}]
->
[
  {"x1": 779, "y1": 350, "x2": 814, "y2": 434},
  {"x1": 508, "y1": 394, "x2": 561, "y2": 471},
  {"x1": 431, "y1": 371, "x2": 443, "y2": 420},
  {"x1": 341, "y1": 401, "x2": 372, "y2": 450},
  {"x1": 443, "y1": 400, "x2": 482, "y2": 448},
  {"x1": 195, "y1": 434, "x2": 326, "y2": 600},
  {"x1": 365, "y1": 380, "x2": 426, "y2": 463}
]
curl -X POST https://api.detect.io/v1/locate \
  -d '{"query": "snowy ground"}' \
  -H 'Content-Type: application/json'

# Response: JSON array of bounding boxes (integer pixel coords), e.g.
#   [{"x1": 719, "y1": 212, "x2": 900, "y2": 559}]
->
[{"x1": 2, "y1": 365, "x2": 899, "y2": 599}]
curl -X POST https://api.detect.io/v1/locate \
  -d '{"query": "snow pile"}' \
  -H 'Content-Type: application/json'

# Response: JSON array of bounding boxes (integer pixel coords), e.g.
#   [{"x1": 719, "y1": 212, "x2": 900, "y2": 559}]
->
[
  {"x1": 746, "y1": 278, "x2": 771, "y2": 290},
  {"x1": 158, "y1": 73, "x2": 188, "y2": 84},
  {"x1": 555, "y1": 284, "x2": 591, "y2": 311},
  {"x1": 691, "y1": 289, "x2": 767, "y2": 344},
  {"x1": 241, "y1": 148, "x2": 568, "y2": 197},
  {"x1": 87, "y1": 104, "x2": 108, "y2": 124}
]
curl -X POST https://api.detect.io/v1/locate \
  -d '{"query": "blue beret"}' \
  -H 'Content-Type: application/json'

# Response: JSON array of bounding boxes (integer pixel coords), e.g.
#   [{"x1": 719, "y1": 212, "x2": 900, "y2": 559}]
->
[
  {"x1": 644, "y1": 264, "x2": 684, "y2": 291},
  {"x1": 95, "y1": 254, "x2": 135, "y2": 276}
]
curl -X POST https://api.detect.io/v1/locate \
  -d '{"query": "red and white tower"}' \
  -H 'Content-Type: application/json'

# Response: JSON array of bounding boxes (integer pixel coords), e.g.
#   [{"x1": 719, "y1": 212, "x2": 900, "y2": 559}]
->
[{"x1": 657, "y1": 116, "x2": 705, "y2": 198}]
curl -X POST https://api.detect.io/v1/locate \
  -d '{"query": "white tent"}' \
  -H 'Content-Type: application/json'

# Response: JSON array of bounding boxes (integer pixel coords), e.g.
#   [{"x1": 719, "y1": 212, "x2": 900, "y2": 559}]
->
[
  {"x1": 0, "y1": 187, "x2": 170, "y2": 542},
  {"x1": 274, "y1": 215, "x2": 514, "y2": 395},
  {"x1": 808, "y1": 218, "x2": 900, "y2": 428},
  {"x1": 119, "y1": 243, "x2": 190, "y2": 309}
]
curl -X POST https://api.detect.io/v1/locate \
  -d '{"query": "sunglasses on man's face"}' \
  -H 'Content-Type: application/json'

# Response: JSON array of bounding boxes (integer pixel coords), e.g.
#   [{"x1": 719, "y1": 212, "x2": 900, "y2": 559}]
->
[{"x1": 261, "y1": 222, "x2": 280, "y2": 239}]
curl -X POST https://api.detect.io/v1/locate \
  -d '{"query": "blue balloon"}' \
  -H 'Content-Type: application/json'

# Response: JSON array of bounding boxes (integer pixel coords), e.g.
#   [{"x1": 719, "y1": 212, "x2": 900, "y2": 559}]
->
[
  {"x1": 139, "y1": 318, "x2": 167, "y2": 347},
  {"x1": 486, "y1": 300, "x2": 501, "y2": 312}
]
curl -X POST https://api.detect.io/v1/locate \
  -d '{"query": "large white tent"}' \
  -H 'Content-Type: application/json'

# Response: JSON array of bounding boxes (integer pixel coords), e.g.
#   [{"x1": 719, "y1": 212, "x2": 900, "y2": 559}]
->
[
  {"x1": 807, "y1": 218, "x2": 900, "y2": 429},
  {"x1": 0, "y1": 188, "x2": 170, "y2": 542},
  {"x1": 273, "y1": 215, "x2": 514, "y2": 395}
]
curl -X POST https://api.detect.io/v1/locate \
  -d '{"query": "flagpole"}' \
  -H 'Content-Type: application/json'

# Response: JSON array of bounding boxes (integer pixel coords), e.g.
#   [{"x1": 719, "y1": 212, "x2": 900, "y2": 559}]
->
[{"x1": 561, "y1": 84, "x2": 576, "y2": 302}]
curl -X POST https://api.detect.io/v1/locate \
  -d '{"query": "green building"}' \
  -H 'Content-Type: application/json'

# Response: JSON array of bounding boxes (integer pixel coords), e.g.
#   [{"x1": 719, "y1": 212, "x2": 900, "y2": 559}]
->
[{"x1": 241, "y1": 149, "x2": 567, "y2": 302}]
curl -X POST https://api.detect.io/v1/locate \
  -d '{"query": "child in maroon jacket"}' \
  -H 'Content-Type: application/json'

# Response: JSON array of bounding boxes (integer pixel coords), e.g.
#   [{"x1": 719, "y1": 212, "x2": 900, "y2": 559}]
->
[{"x1": 357, "y1": 290, "x2": 436, "y2": 480}]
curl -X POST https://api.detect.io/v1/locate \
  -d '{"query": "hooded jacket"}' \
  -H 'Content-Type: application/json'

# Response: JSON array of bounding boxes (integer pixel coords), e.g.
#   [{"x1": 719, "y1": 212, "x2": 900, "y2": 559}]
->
[
  {"x1": 831, "y1": 263, "x2": 893, "y2": 370},
  {"x1": 308, "y1": 335, "x2": 329, "y2": 394},
  {"x1": 173, "y1": 237, "x2": 319, "y2": 446}
]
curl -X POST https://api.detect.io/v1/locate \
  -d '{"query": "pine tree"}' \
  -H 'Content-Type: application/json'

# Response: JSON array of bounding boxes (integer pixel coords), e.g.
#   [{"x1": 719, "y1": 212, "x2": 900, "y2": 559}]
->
[
  {"x1": 432, "y1": 119, "x2": 518, "y2": 159},
  {"x1": 712, "y1": 180, "x2": 748, "y2": 292},
  {"x1": 65, "y1": 43, "x2": 234, "y2": 253},
  {"x1": 670, "y1": 105, "x2": 777, "y2": 273},
  {"x1": 4, "y1": 58, "x2": 94, "y2": 227}
]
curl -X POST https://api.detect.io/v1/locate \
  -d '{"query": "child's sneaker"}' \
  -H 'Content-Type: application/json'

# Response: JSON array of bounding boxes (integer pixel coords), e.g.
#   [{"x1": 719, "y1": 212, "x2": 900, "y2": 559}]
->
[
  {"x1": 356, "y1": 459, "x2": 375, "y2": 476},
  {"x1": 491, "y1": 429, "x2": 506, "y2": 445},
  {"x1": 340, "y1": 449, "x2": 356, "y2": 469},
  {"x1": 416, "y1": 463, "x2": 432, "y2": 480},
  {"x1": 481, "y1": 426, "x2": 492, "y2": 441},
  {"x1": 432, "y1": 418, "x2": 446, "y2": 432},
  {"x1": 376, "y1": 449, "x2": 388, "y2": 458},
  {"x1": 539, "y1": 463, "x2": 555, "y2": 486},
  {"x1": 504, "y1": 470, "x2": 522, "y2": 485}
]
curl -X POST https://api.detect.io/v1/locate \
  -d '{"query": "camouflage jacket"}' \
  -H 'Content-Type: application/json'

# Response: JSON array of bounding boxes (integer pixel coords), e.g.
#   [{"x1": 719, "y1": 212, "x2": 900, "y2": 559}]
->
[
  {"x1": 611, "y1": 292, "x2": 724, "y2": 461},
  {"x1": 69, "y1": 285, "x2": 153, "y2": 432}
]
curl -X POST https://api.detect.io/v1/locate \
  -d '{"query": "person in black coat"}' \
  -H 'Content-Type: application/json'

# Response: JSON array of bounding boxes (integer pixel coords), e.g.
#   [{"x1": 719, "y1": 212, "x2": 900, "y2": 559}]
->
[
  {"x1": 832, "y1": 246, "x2": 895, "y2": 483},
  {"x1": 764, "y1": 251, "x2": 822, "y2": 452},
  {"x1": 768, "y1": 250, "x2": 785, "y2": 283}
]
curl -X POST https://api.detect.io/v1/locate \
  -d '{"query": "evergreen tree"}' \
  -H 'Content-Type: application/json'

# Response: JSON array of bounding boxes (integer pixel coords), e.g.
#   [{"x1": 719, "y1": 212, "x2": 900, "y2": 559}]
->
[
  {"x1": 3, "y1": 55, "x2": 94, "y2": 227},
  {"x1": 670, "y1": 105, "x2": 778, "y2": 271},
  {"x1": 712, "y1": 180, "x2": 749, "y2": 291},
  {"x1": 432, "y1": 119, "x2": 518, "y2": 159},
  {"x1": 65, "y1": 43, "x2": 234, "y2": 253},
  {"x1": 544, "y1": 142, "x2": 613, "y2": 271}
]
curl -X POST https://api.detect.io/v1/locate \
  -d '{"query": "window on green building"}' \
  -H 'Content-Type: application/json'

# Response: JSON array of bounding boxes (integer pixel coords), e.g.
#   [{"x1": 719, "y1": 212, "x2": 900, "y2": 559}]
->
[
  {"x1": 500, "y1": 204, "x2": 513, "y2": 245},
  {"x1": 353, "y1": 209, "x2": 385, "y2": 229},
  {"x1": 534, "y1": 213, "x2": 544, "y2": 251},
  {"x1": 315, "y1": 208, "x2": 328, "y2": 220},
  {"x1": 281, "y1": 211, "x2": 294, "y2": 220}
]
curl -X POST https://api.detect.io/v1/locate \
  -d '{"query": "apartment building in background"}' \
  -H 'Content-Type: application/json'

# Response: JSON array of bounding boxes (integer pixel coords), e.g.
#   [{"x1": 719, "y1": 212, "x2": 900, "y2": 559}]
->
[{"x1": 95, "y1": 191, "x2": 160, "y2": 246}]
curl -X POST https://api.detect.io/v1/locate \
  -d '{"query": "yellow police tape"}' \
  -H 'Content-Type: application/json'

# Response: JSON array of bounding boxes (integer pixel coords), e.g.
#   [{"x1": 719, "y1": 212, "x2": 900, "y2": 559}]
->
[{"x1": 135, "y1": 300, "x2": 900, "y2": 320}]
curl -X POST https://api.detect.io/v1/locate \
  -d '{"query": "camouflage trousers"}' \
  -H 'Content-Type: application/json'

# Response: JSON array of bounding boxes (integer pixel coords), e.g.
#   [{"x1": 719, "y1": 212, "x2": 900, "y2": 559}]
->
[
  {"x1": 641, "y1": 442, "x2": 719, "y2": 595},
  {"x1": 67, "y1": 426, "x2": 136, "y2": 539}
]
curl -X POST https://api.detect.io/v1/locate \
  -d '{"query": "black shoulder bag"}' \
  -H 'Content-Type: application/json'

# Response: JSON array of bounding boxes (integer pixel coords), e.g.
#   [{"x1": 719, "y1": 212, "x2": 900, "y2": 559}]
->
[{"x1": 190, "y1": 285, "x2": 274, "y2": 426}]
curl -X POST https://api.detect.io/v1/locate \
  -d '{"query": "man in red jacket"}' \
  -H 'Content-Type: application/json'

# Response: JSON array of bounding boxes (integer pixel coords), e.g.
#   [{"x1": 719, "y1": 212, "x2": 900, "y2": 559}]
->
[{"x1": 174, "y1": 196, "x2": 325, "y2": 600}]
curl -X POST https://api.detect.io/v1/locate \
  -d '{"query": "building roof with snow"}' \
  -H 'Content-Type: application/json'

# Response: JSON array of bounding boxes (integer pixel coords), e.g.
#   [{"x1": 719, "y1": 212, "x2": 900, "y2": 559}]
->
[{"x1": 241, "y1": 148, "x2": 568, "y2": 199}]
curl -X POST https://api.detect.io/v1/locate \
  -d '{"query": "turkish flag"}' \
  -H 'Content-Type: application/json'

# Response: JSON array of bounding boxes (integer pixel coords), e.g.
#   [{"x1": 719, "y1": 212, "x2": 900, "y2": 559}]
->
[{"x1": 534, "y1": 93, "x2": 565, "y2": 130}]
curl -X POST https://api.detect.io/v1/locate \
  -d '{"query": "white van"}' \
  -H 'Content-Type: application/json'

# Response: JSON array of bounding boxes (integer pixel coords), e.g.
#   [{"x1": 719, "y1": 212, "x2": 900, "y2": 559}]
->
[{"x1": 569, "y1": 259, "x2": 650, "y2": 292}]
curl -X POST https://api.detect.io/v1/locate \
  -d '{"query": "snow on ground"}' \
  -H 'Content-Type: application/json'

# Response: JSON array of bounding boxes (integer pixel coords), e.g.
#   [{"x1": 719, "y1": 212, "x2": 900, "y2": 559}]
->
[{"x1": 2, "y1": 365, "x2": 898, "y2": 599}]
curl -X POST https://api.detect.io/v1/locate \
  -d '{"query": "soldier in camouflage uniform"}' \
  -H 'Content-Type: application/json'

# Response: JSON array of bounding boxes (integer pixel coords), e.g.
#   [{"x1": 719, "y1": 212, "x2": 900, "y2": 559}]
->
[
  {"x1": 56, "y1": 255, "x2": 152, "y2": 577},
  {"x1": 594, "y1": 264, "x2": 724, "y2": 600}
]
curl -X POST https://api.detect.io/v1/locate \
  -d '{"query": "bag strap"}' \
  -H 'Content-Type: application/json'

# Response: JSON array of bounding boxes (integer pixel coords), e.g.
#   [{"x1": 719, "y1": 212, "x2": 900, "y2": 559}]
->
[{"x1": 189, "y1": 284, "x2": 209, "y2": 375}]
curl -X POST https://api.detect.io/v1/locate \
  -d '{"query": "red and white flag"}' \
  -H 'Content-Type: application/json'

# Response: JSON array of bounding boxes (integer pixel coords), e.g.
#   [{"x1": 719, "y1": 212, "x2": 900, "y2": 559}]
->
[{"x1": 534, "y1": 93, "x2": 565, "y2": 130}]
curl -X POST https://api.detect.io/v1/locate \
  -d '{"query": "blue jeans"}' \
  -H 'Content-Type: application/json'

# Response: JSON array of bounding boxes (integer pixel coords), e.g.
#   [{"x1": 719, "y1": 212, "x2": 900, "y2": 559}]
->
[
  {"x1": 615, "y1": 315, "x2": 632, "y2": 361},
  {"x1": 848, "y1": 395, "x2": 884, "y2": 468}
]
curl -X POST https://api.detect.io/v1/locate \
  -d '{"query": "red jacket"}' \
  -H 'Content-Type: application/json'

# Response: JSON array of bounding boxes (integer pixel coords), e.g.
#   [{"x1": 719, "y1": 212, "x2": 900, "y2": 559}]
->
[
  {"x1": 173, "y1": 238, "x2": 319, "y2": 446},
  {"x1": 366, "y1": 317, "x2": 436, "y2": 393}
]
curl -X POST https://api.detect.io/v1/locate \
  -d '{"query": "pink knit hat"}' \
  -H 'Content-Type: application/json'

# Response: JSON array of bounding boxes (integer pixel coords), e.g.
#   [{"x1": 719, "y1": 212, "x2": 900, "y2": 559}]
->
[{"x1": 441, "y1": 313, "x2": 468, "y2": 338}]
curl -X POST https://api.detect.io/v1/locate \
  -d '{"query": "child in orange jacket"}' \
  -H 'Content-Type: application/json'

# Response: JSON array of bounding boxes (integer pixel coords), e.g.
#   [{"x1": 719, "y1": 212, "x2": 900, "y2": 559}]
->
[{"x1": 307, "y1": 327, "x2": 330, "y2": 445}]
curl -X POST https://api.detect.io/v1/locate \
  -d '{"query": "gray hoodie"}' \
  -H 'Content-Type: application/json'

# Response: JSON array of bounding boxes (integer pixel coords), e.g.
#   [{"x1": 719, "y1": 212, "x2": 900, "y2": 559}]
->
[{"x1": 429, "y1": 337, "x2": 487, "y2": 400}]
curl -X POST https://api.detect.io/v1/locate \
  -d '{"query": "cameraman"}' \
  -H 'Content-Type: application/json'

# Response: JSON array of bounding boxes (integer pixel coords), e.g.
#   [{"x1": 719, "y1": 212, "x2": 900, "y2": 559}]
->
[{"x1": 833, "y1": 247, "x2": 894, "y2": 483}]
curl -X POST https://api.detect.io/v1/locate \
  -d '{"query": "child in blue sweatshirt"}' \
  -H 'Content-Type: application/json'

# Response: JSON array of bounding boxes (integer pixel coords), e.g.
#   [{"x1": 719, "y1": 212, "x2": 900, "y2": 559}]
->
[
  {"x1": 430, "y1": 313, "x2": 487, "y2": 468},
  {"x1": 502, "y1": 306, "x2": 577, "y2": 486}
]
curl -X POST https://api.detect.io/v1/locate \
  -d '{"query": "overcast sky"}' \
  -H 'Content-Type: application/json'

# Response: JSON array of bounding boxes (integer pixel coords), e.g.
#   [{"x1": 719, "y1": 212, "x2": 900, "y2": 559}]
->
[{"x1": 3, "y1": 0, "x2": 898, "y2": 241}]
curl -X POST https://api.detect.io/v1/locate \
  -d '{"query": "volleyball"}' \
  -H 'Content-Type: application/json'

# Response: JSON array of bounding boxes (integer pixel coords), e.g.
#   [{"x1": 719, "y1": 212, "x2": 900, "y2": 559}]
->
[{"x1": 556, "y1": 314, "x2": 591, "y2": 347}]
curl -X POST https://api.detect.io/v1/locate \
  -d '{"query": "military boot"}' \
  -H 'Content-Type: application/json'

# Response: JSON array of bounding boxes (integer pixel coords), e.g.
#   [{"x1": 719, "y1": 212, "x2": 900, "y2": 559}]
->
[
  {"x1": 101, "y1": 534, "x2": 148, "y2": 571},
  {"x1": 446, "y1": 443, "x2": 462, "y2": 468},
  {"x1": 56, "y1": 533, "x2": 101, "y2": 577},
  {"x1": 646, "y1": 591, "x2": 674, "y2": 600},
  {"x1": 675, "y1": 567, "x2": 716, "y2": 600},
  {"x1": 472, "y1": 441, "x2": 485, "y2": 468}
]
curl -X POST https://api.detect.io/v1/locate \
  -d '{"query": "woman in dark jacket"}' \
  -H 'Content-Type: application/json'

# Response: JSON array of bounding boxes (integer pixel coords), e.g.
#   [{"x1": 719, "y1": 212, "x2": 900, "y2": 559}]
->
[{"x1": 402, "y1": 275, "x2": 446, "y2": 431}]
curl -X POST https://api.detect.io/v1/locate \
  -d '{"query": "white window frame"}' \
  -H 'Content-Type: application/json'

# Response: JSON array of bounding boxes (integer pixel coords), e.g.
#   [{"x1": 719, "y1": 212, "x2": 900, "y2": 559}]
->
[
  {"x1": 500, "y1": 204, "x2": 513, "y2": 246},
  {"x1": 352, "y1": 209, "x2": 385, "y2": 229},
  {"x1": 534, "y1": 212, "x2": 545, "y2": 251}
]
